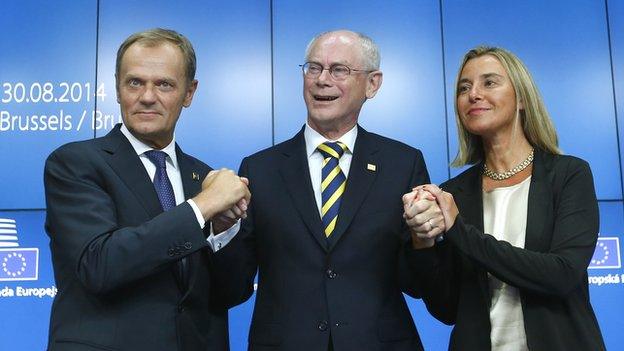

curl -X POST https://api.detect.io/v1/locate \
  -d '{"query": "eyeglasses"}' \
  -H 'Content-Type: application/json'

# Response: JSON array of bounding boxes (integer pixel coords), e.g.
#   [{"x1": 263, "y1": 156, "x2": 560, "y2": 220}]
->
[{"x1": 300, "y1": 62, "x2": 374, "y2": 80}]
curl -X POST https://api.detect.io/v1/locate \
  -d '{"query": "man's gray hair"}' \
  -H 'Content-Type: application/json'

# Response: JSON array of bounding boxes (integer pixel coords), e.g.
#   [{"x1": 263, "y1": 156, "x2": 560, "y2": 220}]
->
[{"x1": 304, "y1": 30, "x2": 380, "y2": 70}]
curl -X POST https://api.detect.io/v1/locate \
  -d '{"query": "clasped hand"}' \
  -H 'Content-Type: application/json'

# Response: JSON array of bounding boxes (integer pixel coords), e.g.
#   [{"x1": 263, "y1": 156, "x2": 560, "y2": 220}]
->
[
  {"x1": 192, "y1": 168, "x2": 251, "y2": 233},
  {"x1": 402, "y1": 184, "x2": 458, "y2": 248}
]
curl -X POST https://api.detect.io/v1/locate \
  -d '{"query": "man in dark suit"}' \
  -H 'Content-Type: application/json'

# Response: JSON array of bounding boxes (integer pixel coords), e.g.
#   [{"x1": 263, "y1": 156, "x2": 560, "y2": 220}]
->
[
  {"x1": 223, "y1": 30, "x2": 430, "y2": 350},
  {"x1": 44, "y1": 28, "x2": 251, "y2": 351}
]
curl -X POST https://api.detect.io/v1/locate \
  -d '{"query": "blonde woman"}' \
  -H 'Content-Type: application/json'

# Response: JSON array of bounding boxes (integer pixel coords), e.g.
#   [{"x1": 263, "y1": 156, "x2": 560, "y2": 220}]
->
[{"x1": 404, "y1": 46, "x2": 605, "y2": 350}]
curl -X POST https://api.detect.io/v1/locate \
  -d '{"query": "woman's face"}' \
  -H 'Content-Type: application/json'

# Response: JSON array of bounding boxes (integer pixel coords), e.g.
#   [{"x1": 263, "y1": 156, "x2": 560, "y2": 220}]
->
[{"x1": 456, "y1": 55, "x2": 521, "y2": 138}]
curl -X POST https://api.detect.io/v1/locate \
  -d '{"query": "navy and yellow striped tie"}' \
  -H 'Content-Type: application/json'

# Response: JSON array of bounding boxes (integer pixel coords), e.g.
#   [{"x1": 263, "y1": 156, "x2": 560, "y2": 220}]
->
[{"x1": 317, "y1": 141, "x2": 348, "y2": 237}]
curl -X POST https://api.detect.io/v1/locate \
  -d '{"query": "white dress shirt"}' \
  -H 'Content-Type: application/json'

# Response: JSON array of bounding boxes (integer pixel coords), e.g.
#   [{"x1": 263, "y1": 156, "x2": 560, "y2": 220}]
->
[
  {"x1": 483, "y1": 176, "x2": 531, "y2": 351},
  {"x1": 304, "y1": 123, "x2": 357, "y2": 215},
  {"x1": 120, "y1": 124, "x2": 238, "y2": 252}
]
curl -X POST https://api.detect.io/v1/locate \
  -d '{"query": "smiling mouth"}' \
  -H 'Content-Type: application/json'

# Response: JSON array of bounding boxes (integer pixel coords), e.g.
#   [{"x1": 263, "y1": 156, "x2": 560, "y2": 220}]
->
[
  {"x1": 468, "y1": 108, "x2": 489, "y2": 115},
  {"x1": 314, "y1": 95, "x2": 339, "y2": 101}
]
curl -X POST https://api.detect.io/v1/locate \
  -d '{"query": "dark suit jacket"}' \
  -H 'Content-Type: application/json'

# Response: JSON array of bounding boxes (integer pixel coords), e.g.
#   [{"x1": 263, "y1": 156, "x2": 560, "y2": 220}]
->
[
  {"x1": 411, "y1": 150, "x2": 605, "y2": 350},
  {"x1": 44, "y1": 124, "x2": 248, "y2": 351},
  {"x1": 223, "y1": 125, "x2": 430, "y2": 350}
]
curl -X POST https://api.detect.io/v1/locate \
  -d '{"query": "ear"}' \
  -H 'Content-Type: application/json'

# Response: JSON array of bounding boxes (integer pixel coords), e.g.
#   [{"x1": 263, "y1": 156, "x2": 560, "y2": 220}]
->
[
  {"x1": 182, "y1": 79, "x2": 199, "y2": 108},
  {"x1": 365, "y1": 71, "x2": 383, "y2": 99}
]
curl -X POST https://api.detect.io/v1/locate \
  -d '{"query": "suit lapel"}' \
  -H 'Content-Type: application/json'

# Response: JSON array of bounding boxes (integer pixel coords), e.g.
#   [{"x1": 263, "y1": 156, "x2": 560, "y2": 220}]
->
[
  {"x1": 98, "y1": 125, "x2": 163, "y2": 218},
  {"x1": 452, "y1": 166, "x2": 491, "y2": 305},
  {"x1": 525, "y1": 150, "x2": 548, "y2": 251},
  {"x1": 100, "y1": 126, "x2": 205, "y2": 295},
  {"x1": 279, "y1": 129, "x2": 327, "y2": 251},
  {"x1": 177, "y1": 145, "x2": 205, "y2": 201},
  {"x1": 327, "y1": 126, "x2": 378, "y2": 250},
  {"x1": 452, "y1": 167, "x2": 483, "y2": 232}
]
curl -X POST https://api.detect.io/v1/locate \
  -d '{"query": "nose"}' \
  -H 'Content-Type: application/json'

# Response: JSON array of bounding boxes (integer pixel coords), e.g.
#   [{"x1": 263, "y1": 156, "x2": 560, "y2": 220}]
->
[
  {"x1": 139, "y1": 85, "x2": 157, "y2": 105},
  {"x1": 468, "y1": 86, "x2": 482, "y2": 102},
  {"x1": 316, "y1": 67, "x2": 332, "y2": 85}
]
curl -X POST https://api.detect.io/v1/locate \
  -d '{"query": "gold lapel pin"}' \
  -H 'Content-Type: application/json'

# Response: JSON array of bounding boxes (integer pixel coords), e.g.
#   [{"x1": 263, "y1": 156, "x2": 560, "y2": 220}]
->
[
  {"x1": 192, "y1": 172, "x2": 200, "y2": 181},
  {"x1": 367, "y1": 163, "x2": 377, "y2": 172}
]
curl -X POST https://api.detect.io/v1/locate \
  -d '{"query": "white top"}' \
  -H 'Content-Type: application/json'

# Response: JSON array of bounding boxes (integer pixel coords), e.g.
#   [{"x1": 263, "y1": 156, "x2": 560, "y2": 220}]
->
[
  {"x1": 120, "y1": 124, "x2": 238, "y2": 252},
  {"x1": 304, "y1": 123, "x2": 357, "y2": 216},
  {"x1": 482, "y1": 176, "x2": 531, "y2": 351}
]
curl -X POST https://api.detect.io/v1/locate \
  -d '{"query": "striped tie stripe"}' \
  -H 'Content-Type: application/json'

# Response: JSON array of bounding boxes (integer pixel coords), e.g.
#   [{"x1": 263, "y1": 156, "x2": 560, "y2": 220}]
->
[
  {"x1": 321, "y1": 163, "x2": 342, "y2": 191},
  {"x1": 317, "y1": 142, "x2": 347, "y2": 237},
  {"x1": 321, "y1": 181, "x2": 346, "y2": 216}
]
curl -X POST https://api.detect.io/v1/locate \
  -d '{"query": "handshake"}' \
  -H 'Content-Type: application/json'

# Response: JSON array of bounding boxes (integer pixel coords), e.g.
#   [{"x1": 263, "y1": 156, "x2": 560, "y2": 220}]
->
[
  {"x1": 191, "y1": 169, "x2": 252, "y2": 234},
  {"x1": 402, "y1": 184, "x2": 459, "y2": 249}
]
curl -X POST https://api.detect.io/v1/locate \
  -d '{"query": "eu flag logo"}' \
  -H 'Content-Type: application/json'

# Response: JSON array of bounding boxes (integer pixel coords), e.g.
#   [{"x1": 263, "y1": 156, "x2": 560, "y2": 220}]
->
[
  {"x1": 589, "y1": 237, "x2": 621, "y2": 269},
  {"x1": 0, "y1": 248, "x2": 39, "y2": 281},
  {"x1": 0, "y1": 218, "x2": 40, "y2": 281}
]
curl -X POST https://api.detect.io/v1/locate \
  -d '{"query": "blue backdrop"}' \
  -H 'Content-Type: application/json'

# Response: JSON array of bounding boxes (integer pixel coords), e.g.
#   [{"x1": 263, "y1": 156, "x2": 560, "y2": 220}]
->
[{"x1": 1, "y1": 0, "x2": 622, "y2": 349}]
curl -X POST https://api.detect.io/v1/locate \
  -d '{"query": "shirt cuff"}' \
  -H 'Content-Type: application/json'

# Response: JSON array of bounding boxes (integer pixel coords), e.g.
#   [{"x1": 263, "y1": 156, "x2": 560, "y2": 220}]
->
[
  {"x1": 206, "y1": 220, "x2": 241, "y2": 252},
  {"x1": 187, "y1": 199, "x2": 206, "y2": 229}
]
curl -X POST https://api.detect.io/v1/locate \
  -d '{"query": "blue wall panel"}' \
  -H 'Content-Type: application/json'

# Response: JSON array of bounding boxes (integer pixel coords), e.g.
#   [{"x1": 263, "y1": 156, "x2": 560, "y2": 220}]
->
[
  {"x1": 0, "y1": 1, "x2": 97, "y2": 209},
  {"x1": 442, "y1": 0, "x2": 620, "y2": 200},
  {"x1": 229, "y1": 292, "x2": 255, "y2": 350},
  {"x1": 610, "y1": 0, "x2": 624, "y2": 198}
]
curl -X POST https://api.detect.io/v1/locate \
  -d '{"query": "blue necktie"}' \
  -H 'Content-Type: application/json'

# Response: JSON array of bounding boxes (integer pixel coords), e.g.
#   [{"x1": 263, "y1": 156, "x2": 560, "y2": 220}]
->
[
  {"x1": 144, "y1": 150, "x2": 188, "y2": 284},
  {"x1": 317, "y1": 142, "x2": 347, "y2": 237},
  {"x1": 144, "y1": 150, "x2": 176, "y2": 212}
]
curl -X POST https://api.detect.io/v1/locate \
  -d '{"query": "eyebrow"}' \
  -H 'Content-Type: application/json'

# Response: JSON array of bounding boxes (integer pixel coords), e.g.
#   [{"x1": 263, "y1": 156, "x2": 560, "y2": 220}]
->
[
  {"x1": 458, "y1": 72, "x2": 504, "y2": 83},
  {"x1": 123, "y1": 75, "x2": 142, "y2": 82},
  {"x1": 482, "y1": 72, "x2": 504, "y2": 79},
  {"x1": 124, "y1": 74, "x2": 177, "y2": 82}
]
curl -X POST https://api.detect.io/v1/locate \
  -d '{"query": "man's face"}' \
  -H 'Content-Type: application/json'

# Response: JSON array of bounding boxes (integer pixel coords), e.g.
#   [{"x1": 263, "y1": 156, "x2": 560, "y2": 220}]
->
[
  {"x1": 117, "y1": 42, "x2": 197, "y2": 149},
  {"x1": 303, "y1": 32, "x2": 382, "y2": 136}
]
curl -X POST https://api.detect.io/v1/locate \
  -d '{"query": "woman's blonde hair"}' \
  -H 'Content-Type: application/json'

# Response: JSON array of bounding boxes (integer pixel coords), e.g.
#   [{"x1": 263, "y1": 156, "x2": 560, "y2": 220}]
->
[{"x1": 452, "y1": 46, "x2": 561, "y2": 167}]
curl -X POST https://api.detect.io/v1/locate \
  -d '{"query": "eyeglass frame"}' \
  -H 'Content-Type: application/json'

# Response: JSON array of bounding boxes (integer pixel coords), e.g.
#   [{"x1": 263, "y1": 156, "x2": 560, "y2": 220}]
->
[{"x1": 300, "y1": 61, "x2": 375, "y2": 80}]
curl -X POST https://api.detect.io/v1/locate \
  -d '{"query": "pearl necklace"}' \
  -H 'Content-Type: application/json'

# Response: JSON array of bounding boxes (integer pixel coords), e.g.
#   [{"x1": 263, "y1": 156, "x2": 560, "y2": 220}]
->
[{"x1": 482, "y1": 148, "x2": 534, "y2": 181}]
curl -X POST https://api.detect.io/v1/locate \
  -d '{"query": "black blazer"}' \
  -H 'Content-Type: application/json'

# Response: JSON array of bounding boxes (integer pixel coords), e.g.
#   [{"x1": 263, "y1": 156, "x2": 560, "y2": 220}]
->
[
  {"x1": 44, "y1": 124, "x2": 248, "y2": 351},
  {"x1": 412, "y1": 150, "x2": 605, "y2": 350},
  {"x1": 222, "y1": 125, "x2": 430, "y2": 350}
]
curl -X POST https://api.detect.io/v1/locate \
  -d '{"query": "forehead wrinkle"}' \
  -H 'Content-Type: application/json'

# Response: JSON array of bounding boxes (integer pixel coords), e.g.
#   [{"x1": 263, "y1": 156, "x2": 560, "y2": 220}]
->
[
  {"x1": 121, "y1": 46, "x2": 184, "y2": 83},
  {"x1": 308, "y1": 59, "x2": 352, "y2": 67},
  {"x1": 482, "y1": 72, "x2": 504, "y2": 79},
  {"x1": 308, "y1": 44, "x2": 360, "y2": 68}
]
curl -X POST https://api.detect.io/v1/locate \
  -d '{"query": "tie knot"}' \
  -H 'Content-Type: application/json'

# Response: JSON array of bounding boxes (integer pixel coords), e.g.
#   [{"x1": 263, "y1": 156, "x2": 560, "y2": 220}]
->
[
  {"x1": 317, "y1": 141, "x2": 347, "y2": 160},
  {"x1": 144, "y1": 150, "x2": 168, "y2": 169}
]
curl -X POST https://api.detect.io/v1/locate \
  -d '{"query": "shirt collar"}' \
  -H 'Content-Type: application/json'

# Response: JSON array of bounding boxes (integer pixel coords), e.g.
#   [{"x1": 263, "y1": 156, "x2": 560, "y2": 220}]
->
[
  {"x1": 304, "y1": 123, "x2": 358, "y2": 158},
  {"x1": 120, "y1": 124, "x2": 179, "y2": 169}
]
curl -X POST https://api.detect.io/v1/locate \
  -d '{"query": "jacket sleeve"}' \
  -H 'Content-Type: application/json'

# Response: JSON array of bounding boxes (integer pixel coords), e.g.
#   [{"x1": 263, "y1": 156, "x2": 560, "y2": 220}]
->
[
  {"x1": 209, "y1": 156, "x2": 258, "y2": 307},
  {"x1": 445, "y1": 158, "x2": 599, "y2": 296},
  {"x1": 399, "y1": 149, "x2": 433, "y2": 298},
  {"x1": 44, "y1": 146, "x2": 209, "y2": 296},
  {"x1": 405, "y1": 240, "x2": 459, "y2": 325}
]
